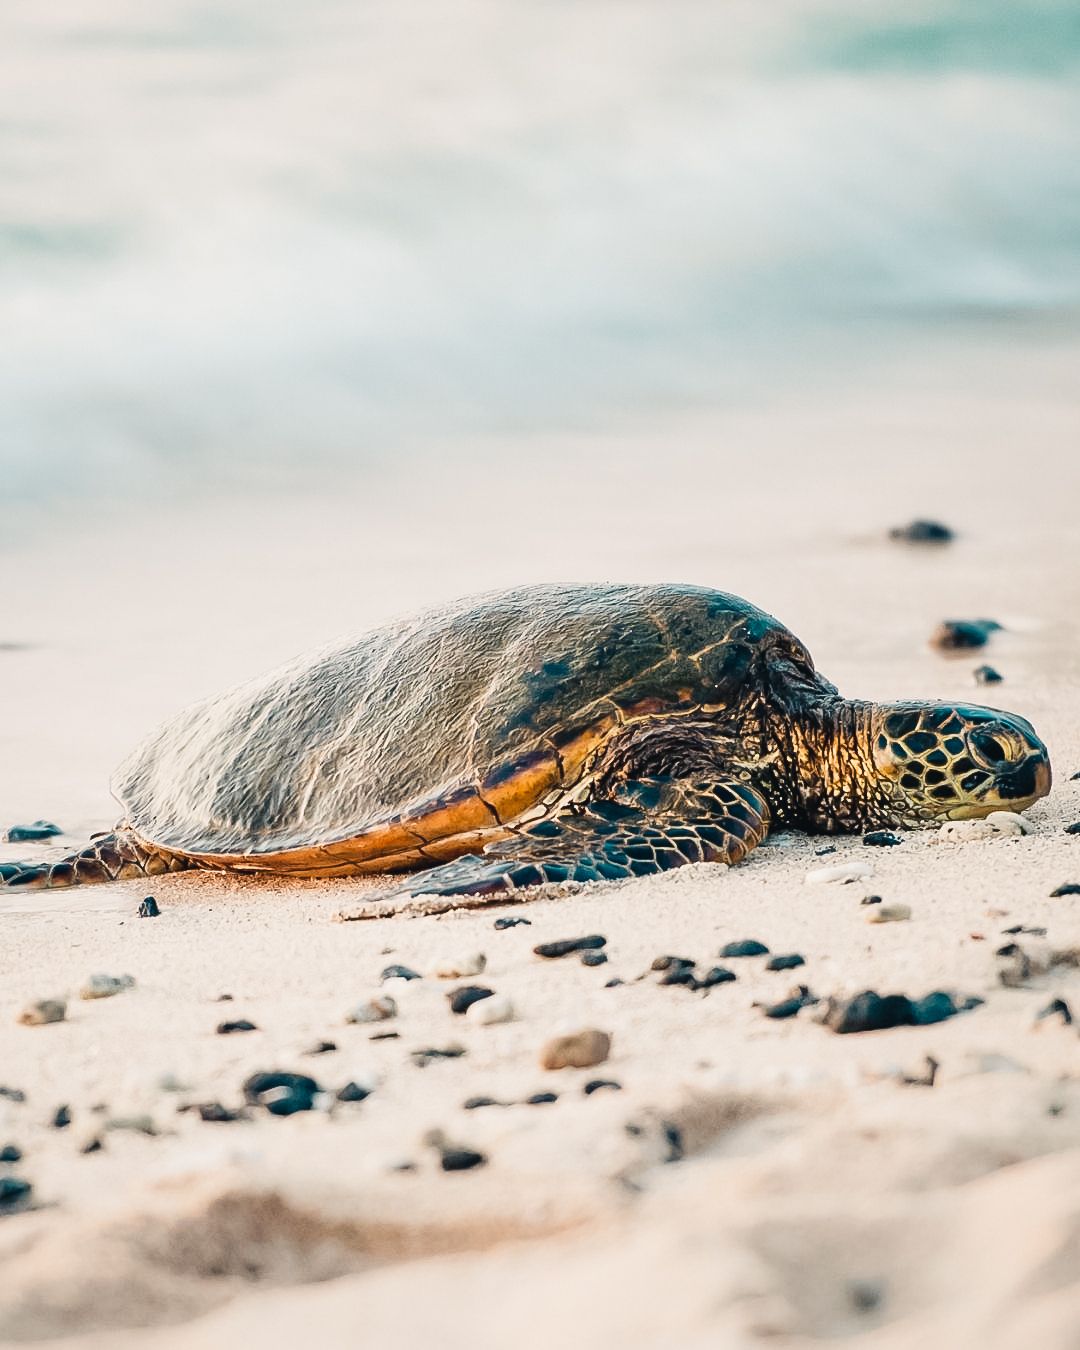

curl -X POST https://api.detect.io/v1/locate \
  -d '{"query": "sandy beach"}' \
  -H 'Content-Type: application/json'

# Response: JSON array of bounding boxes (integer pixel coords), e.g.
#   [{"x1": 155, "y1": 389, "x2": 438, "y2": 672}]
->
[{"x1": 2, "y1": 336, "x2": 1079, "y2": 1347}]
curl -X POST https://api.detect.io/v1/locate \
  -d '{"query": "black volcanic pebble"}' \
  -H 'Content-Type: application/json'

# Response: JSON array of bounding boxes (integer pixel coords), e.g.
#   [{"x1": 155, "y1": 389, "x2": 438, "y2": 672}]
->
[
  {"x1": 651, "y1": 955, "x2": 696, "y2": 972},
  {"x1": 1036, "y1": 998, "x2": 1073, "y2": 1026},
  {"x1": 974, "y1": 665, "x2": 1003, "y2": 685},
  {"x1": 526, "y1": 1092, "x2": 558, "y2": 1105},
  {"x1": 696, "y1": 966, "x2": 737, "y2": 987},
  {"x1": 0, "y1": 1087, "x2": 26, "y2": 1104},
  {"x1": 81, "y1": 1136, "x2": 104, "y2": 1154},
  {"x1": 51, "y1": 1105, "x2": 72, "y2": 1129},
  {"x1": 370, "y1": 1031, "x2": 400, "y2": 1041},
  {"x1": 822, "y1": 989, "x2": 968, "y2": 1034},
  {"x1": 304, "y1": 1040, "x2": 338, "y2": 1055},
  {"x1": 1051, "y1": 883, "x2": 1080, "y2": 897},
  {"x1": 662, "y1": 1123, "x2": 684, "y2": 1163},
  {"x1": 583, "y1": 1079, "x2": 622, "y2": 1095},
  {"x1": 889, "y1": 519, "x2": 954, "y2": 544},
  {"x1": 494, "y1": 916, "x2": 531, "y2": 929},
  {"x1": 197, "y1": 1102, "x2": 245, "y2": 1123},
  {"x1": 1065, "y1": 823, "x2": 1080, "y2": 835},
  {"x1": 448, "y1": 986, "x2": 495, "y2": 1015},
  {"x1": 216, "y1": 1019, "x2": 258, "y2": 1035},
  {"x1": 0, "y1": 1144, "x2": 22, "y2": 1163},
  {"x1": 440, "y1": 1148, "x2": 486, "y2": 1172},
  {"x1": 659, "y1": 966, "x2": 699, "y2": 987},
  {"x1": 0, "y1": 1177, "x2": 32, "y2": 1212},
  {"x1": 604, "y1": 977, "x2": 625, "y2": 988},
  {"x1": 581, "y1": 950, "x2": 608, "y2": 967},
  {"x1": 5, "y1": 821, "x2": 62, "y2": 843},
  {"x1": 336, "y1": 1081, "x2": 371, "y2": 1103},
  {"x1": 533, "y1": 935, "x2": 607, "y2": 958},
  {"x1": 930, "y1": 619, "x2": 1000, "y2": 652},
  {"x1": 861, "y1": 895, "x2": 883, "y2": 906},
  {"x1": 719, "y1": 940, "x2": 769, "y2": 958},
  {"x1": 463, "y1": 1096, "x2": 502, "y2": 1110},
  {"x1": 763, "y1": 995, "x2": 806, "y2": 1020},
  {"x1": 864, "y1": 831, "x2": 901, "y2": 847},
  {"x1": 1002, "y1": 924, "x2": 1046, "y2": 937},
  {"x1": 381, "y1": 964, "x2": 421, "y2": 982},
  {"x1": 137, "y1": 896, "x2": 160, "y2": 917},
  {"x1": 1072, "y1": 771, "x2": 1080, "y2": 781},
  {"x1": 411, "y1": 1045, "x2": 467, "y2": 1067},
  {"x1": 242, "y1": 1071, "x2": 319, "y2": 1116},
  {"x1": 766, "y1": 954, "x2": 806, "y2": 972}
]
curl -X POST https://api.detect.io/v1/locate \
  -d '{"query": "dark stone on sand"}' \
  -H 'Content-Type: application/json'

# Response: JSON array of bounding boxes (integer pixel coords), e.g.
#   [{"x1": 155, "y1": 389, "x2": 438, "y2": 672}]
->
[
  {"x1": 651, "y1": 955, "x2": 695, "y2": 972},
  {"x1": 662, "y1": 1122, "x2": 684, "y2": 1163},
  {"x1": 696, "y1": 966, "x2": 737, "y2": 987},
  {"x1": 848, "y1": 1279, "x2": 885, "y2": 1313},
  {"x1": 1036, "y1": 997, "x2": 1073, "y2": 1025},
  {"x1": 581, "y1": 950, "x2": 608, "y2": 967},
  {"x1": 1065, "y1": 823, "x2": 1080, "y2": 835},
  {"x1": 763, "y1": 996, "x2": 806, "y2": 1020},
  {"x1": 440, "y1": 1149, "x2": 486, "y2": 1172},
  {"x1": 1072, "y1": 771, "x2": 1080, "y2": 781},
  {"x1": 51, "y1": 1105, "x2": 72, "y2": 1129},
  {"x1": 304, "y1": 1040, "x2": 337, "y2": 1055},
  {"x1": 0, "y1": 1087, "x2": 26, "y2": 1103},
  {"x1": 864, "y1": 831, "x2": 901, "y2": 847},
  {"x1": 197, "y1": 1102, "x2": 245, "y2": 1123},
  {"x1": 0, "y1": 1177, "x2": 32, "y2": 1212},
  {"x1": 1002, "y1": 924, "x2": 1046, "y2": 936},
  {"x1": 583, "y1": 1079, "x2": 622, "y2": 1094},
  {"x1": 889, "y1": 519, "x2": 954, "y2": 544},
  {"x1": 0, "y1": 1145, "x2": 22, "y2": 1163},
  {"x1": 604, "y1": 978, "x2": 625, "y2": 988},
  {"x1": 464, "y1": 1096, "x2": 501, "y2": 1110},
  {"x1": 411, "y1": 1045, "x2": 467, "y2": 1067},
  {"x1": 448, "y1": 986, "x2": 495, "y2": 1015},
  {"x1": 766, "y1": 954, "x2": 806, "y2": 972},
  {"x1": 815, "y1": 845, "x2": 837, "y2": 856},
  {"x1": 822, "y1": 992, "x2": 915, "y2": 1034},
  {"x1": 242, "y1": 1071, "x2": 319, "y2": 1116},
  {"x1": 5, "y1": 821, "x2": 62, "y2": 843},
  {"x1": 930, "y1": 619, "x2": 1001, "y2": 652},
  {"x1": 336, "y1": 1081, "x2": 371, "y2": 1102},
  {"x1": 910, "y1": 992, "x2": 959, "y2": 1025},
  {"x1": 974, "y1": 665, "x2": 1003, "y2": 685},
  {"x1": 861, "y1": 895, "x2": 883, "y2": 906},
  {"x1": 659, "y1": 966, "x2": 698, "y2": 987},
  {"x1": 494, "y1": 916, "x2": 531, "y2": 929},
  {"x1": 1051, "y1": 883, "x2": 1080, "y2": 897},
  {"x1": 719, "y1": 940, "x2": 769, "y2": 958},
  {"x1": 81, "y1": 1136, "x2": 104, "y2": 1154},
  {"x1": 370, "y1": 1031, "x2": 400, "y2": 1041},
  {"x1": 381, "y1": 964, "x2": 421, "y2": 982},
  {"x1": 526, "y1": 1092, "x2": 558, "y2": 1105},
  {"x1": 533, "y1": 935, "x2": 607, "y2": 958},
  {"x1": 216, "y1": 1020, "x2": 258, "y2": 1035},
  {"x1": 138, "y1": 896, "x2": 160, "y2": 917}
]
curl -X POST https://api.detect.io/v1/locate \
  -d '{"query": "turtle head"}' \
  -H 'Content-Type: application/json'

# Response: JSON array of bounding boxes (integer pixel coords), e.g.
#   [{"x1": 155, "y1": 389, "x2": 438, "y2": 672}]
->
[{"x1": 869, "y1": 701, "x2": 1051, "y2": 823}]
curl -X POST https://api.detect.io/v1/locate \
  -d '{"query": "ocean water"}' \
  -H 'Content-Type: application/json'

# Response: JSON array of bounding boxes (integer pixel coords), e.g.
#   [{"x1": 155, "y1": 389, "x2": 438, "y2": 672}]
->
[{"x1": 2, "y1": 0, "x2": 1079, "y2": 503}]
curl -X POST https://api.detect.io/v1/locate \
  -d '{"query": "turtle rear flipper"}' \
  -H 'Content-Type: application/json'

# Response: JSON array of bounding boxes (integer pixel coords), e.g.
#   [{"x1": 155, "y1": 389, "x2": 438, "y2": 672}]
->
[
  {"x1": 0, "y1": 832, "x2": 189, "y2": 889},
  {"x1": 336, "y1": 779, "x2": 769, "y2": 920}
]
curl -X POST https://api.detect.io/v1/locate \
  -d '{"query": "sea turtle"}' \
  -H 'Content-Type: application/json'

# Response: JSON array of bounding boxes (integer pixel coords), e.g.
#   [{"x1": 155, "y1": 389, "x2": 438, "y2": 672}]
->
[{"x1": 0, "y1": 584, "x2": 1051, "y2": 917}]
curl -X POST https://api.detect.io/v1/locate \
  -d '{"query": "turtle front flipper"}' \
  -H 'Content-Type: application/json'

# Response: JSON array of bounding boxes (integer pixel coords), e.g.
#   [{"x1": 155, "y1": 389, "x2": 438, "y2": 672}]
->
[
  {"x1": 336, "y1": 779, "x2": 769, "y2": 920},
  {"x1": 0, "y1": 832, "x2": 190, "y2": 889}
]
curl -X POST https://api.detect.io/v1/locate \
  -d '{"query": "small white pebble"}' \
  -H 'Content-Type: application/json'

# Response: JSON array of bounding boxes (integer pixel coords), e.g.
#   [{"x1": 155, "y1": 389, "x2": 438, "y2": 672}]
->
[
  {"x1": 432, "y1": 952, "x2": 487, "y2": 979},
  {"x1": 345, "y1": 995, "x2": 397, "y2": 1024},
  {"x1": 935, "y1": 812, "x2": 1029, "y2": 844},
  {"x1": 80, "y1": 974, "x2": 135, "y2": 1000},
  {"x1": 805, "y1": 864, "x2": 873, "y2": 886},
  {"x1": 467, "y1": 993, "x2": 514, "y2": 1025},
  {"x1": 866, "y1": 903, "x2": 912, "y2": 924}
]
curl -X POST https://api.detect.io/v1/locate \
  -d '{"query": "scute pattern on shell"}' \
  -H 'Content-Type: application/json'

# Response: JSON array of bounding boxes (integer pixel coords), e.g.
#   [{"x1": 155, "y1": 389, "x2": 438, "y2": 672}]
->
[{"x1": 113, "y1": 584, "x2": 790, "y2": 860}]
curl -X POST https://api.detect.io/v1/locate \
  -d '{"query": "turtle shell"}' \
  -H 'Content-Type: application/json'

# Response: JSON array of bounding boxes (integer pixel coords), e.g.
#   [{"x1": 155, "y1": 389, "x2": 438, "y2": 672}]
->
[{"x1": 114, "y1": 584, "x2": 801, "y2": 874}]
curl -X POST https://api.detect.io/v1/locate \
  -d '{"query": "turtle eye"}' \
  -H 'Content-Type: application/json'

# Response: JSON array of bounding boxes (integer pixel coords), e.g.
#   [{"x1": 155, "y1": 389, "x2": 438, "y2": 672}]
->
[{"x1": 969, "y1": 726, "x2": 1018, "y2": 767}]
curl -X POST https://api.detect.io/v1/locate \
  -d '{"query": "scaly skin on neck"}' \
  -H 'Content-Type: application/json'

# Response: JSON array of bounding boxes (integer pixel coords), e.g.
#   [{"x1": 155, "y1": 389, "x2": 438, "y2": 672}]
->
[{"x1": 773, "y1": 697, "x2": 898, "y2": 832}]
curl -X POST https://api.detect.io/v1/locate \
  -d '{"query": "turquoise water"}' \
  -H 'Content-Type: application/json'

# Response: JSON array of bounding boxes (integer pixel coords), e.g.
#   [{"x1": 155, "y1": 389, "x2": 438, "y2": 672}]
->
[{"x1": 1, "y1": 0, "x2": 1078, "y2": 502}]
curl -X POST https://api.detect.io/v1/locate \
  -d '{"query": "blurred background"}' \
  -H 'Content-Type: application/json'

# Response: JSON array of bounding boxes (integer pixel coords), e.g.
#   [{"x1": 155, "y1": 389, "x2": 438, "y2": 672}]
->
[
  {"x1": 3, "y1": 0, "x2": 1079, "y2": 507},
  {"x1": 2, "y1": 0, "x2": 1079, "y2": 837}
]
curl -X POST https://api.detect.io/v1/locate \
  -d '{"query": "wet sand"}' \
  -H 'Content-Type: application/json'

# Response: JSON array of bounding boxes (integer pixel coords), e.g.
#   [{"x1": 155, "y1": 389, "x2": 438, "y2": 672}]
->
[{"x1": 2, "y1": 335, "x2": 1080, "y2": 1347}]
